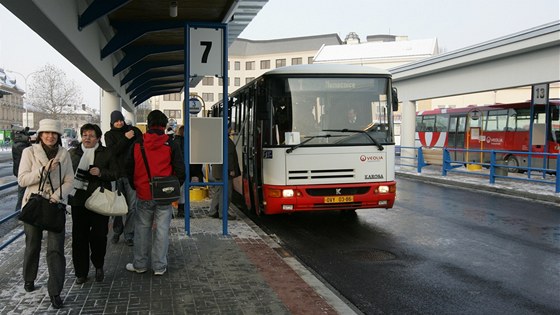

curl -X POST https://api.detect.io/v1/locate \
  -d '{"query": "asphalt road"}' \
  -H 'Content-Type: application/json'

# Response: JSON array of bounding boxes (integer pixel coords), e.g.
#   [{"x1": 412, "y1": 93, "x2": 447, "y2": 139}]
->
[{"x1": 248, "y1": 177, "x2": 560, "y2": 314}]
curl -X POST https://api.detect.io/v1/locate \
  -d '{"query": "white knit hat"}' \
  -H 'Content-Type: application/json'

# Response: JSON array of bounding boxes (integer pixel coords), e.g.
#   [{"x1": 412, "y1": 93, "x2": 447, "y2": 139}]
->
[{"x1": 37, "y1": 119, "x2": 63, "y2": 135}]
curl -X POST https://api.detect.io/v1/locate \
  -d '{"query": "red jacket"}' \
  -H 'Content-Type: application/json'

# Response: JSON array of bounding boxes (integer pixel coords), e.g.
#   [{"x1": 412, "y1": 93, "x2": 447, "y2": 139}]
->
[{"x1": 131, "y1": 130, "x2": 185, "y2": 201}]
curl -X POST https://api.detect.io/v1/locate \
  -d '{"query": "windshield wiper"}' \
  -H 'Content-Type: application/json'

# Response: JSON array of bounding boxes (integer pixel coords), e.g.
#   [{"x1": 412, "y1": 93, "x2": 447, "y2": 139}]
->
[
  {"x1": 323, "y1": 129, "x2": 384, "y2": 151},
  {"x1": 286, "y1": 134, "x2": 332, "y2": 154}
]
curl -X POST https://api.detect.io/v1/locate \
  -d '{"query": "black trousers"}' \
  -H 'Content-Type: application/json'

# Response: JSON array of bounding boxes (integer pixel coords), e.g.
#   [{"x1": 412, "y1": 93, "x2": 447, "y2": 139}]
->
[{"x1": 71, "y1": 205, "x2": 109, "y2": 277}]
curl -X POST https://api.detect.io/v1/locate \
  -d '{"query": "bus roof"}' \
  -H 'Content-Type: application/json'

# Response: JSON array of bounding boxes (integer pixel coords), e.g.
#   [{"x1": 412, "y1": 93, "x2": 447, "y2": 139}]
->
[
  {"x1": 264, "y1": 64, "x2": 391, "y2": 76},
  {"x1": 417, "y1": 100, "x2": 560, "y2": 116}
]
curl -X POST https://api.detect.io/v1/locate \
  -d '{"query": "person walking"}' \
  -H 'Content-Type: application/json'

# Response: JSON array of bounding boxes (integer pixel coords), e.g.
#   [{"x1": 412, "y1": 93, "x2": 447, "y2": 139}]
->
[
  {"x1": 17, "y1": 119, "x2": 74, "y2": 309},
  {"x1": 104, "y1": 110, "x2": 142, "y2": 246},
  {"x1": 12, "y1": 127, "x2": 31, "y2": 211},
  {"x1": 68, "y1": 124, "x2": 117, "y2": 284},
  {"x1": 208, "y1": 131, "x2": 240, "y2": 220},
  {"x1": 125, "y1": 110, "x2": 185, "y2": 275}
]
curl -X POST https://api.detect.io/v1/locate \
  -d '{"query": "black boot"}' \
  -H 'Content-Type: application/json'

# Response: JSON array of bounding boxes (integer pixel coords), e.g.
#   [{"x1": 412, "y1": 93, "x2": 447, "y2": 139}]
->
[
  {"x1": 50, "y1": 295, "x2": 63, "y2": 309},
  {"x1": 177, "y1": 204, "x2": 185, "y2": 218},
  {"x1": 24, "y1": 281, "x2": 35, "y2": 292}
]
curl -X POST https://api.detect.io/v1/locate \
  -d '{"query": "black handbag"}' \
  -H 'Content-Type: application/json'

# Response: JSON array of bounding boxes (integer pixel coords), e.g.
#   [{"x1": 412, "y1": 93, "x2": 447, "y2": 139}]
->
[
  {"x1": 19, "y1": 161, "x2": 67, "y2": 233},
  {"x1": 139, "y1": 142, "x2": 180, "y2": 205}
]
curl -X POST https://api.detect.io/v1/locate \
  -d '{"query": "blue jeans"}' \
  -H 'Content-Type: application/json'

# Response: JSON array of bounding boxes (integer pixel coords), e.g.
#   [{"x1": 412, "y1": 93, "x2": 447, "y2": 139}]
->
[
  {"x1": 133, "y1": 199, "x2": 172, "y2": 272},
  {"x1": 113, "y1": 178, "x2": 137, "y2": 241}
]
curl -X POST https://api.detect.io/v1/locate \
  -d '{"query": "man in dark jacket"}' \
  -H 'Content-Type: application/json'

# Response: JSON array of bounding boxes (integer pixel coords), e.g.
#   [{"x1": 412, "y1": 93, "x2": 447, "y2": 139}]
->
[
  {"x1": 125, "y1": 110, "x2": 185, "y2": 276},
  {"x1": 12, "y1": 127, "x2": 31, "y2": 211},
  {"x1": 104, "y1": 110, "x2": 143, "y2": 246}
]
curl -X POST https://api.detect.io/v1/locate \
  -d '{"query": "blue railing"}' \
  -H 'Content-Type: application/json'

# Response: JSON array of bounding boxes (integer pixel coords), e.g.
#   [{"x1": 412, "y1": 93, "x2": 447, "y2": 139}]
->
[
  {"x1": 0, "y1": 180, "x2": 23, "y2": 251},
  {"x1": 397, "y1": 146, "x2": 560, "y2": 193}
]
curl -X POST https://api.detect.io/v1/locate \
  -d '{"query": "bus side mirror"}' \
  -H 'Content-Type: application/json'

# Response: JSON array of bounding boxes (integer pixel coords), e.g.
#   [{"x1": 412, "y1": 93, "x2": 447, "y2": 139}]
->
[{"x1": 392, "y1": 87, "x2": 399, "y2": 111}]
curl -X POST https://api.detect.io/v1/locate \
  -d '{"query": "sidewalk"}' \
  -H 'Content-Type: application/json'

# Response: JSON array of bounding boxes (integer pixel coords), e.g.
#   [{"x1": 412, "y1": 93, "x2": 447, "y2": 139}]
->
[
  {"x1": 396, "y1": 165, "x2": 560, "y2": 204},
  {"x1": 0, "y1": 198, "x2": 357, "y2": 314}
]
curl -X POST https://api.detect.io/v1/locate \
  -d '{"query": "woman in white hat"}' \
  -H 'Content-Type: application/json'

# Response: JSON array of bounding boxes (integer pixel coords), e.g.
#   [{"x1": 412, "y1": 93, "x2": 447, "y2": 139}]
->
[{"x1": 17, "y1": 118, "x2": 74, "y2": 309}]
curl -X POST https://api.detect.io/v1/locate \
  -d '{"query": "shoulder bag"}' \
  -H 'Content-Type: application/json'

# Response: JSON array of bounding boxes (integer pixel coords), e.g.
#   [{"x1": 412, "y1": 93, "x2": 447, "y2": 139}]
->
[
  {"x1": 139, "y1": 142, "x2": 180, "y2": 205},
  {"x1": 19, "y1": 160, "x2": 67, "y2": 233},
  {"x1": 85, "y1": 184, "x2": 128, "y2": 216}
]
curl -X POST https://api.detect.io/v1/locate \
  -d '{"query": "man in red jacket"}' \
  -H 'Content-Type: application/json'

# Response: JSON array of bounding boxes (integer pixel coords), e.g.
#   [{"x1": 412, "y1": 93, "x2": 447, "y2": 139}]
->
[{"x1": 125, "y1": 110, "x2": 185, "y2": 276}]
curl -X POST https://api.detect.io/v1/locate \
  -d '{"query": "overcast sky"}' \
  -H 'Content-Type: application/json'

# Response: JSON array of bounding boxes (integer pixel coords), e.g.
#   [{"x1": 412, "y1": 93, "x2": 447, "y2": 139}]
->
[{"x1": 0, "y1": 0, "x2": 558, "y2": 110}]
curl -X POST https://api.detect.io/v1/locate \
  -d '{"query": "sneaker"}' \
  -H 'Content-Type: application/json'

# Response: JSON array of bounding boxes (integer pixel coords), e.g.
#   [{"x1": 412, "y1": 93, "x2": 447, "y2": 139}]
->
[
  {"x1": 154, "y1": 268, "x2": 167, "y2": 276},
  {"x1": 125, "y1": 239, "x2": 134, "y2": 246},
  {"x1": 126, "y1": 263, "x2": 147, "y2": 274}
]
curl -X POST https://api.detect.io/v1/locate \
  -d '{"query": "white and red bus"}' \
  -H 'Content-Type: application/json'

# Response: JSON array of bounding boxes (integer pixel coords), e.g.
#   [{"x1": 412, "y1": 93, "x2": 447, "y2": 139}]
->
[
  {"x1": 416, "y1": 100, "x2": 560, "y2": 171},
  {"x1": 212, "y1": 64, "x2": 399, "y2": 215}
]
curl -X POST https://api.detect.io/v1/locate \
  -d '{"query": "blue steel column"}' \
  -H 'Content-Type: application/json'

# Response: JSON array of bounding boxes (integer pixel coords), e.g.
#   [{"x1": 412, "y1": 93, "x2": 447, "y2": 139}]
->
[{"x1": 221, "y1": 23, "x2": 229, "y2": 236}]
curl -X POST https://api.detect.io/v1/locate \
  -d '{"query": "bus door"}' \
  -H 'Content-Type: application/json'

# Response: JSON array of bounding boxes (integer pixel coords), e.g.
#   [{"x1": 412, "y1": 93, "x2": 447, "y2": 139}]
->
[
  {"x1": 241, "y1": 90, "x2": 264, "y2": 214},
  {"x1": 448, "y1": 115, "x2": 467, "y2": 162}
]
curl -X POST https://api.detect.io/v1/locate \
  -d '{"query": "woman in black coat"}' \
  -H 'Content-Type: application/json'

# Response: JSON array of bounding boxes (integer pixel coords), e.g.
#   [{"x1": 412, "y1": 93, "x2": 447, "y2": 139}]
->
[{"x1": 68, "y1": 124, "x2": 117, "y2": 284}]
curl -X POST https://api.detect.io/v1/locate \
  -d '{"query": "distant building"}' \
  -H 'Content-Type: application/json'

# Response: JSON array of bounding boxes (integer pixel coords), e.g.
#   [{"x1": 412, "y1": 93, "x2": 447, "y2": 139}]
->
[{"x1": 0, "y1": 68, "x2": 25, "y2": 130}]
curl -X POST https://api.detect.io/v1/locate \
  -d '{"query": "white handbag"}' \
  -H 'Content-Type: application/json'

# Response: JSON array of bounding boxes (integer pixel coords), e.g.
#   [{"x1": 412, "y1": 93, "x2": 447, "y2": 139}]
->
[{"x1": 85, "y1": 185, "x2": 128, "y2": 216}]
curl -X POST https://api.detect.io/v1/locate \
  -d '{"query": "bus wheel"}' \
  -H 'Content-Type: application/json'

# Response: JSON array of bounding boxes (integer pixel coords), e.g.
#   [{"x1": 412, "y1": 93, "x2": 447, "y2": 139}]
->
[{"x1": 504, "y1": 155, "x2": 520, "y2": 173}]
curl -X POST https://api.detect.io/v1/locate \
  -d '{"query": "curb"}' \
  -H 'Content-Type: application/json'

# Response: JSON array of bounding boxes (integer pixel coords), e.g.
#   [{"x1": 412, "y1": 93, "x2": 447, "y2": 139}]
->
[{"x1": 232, "y1": 205, "x2": 362, "y2": 315}]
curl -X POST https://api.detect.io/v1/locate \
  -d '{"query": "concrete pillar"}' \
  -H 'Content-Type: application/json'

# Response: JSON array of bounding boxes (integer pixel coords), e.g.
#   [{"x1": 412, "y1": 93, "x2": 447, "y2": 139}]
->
[
  {"x1": 122, "y1": 107, "x2": 136, "y2": 125},
  {"x1": 400, "y1": 100, "x2": 417, "y2": 169},
  {"x1": 100, "y1": 90, "x2": 120, "y2": 142}
]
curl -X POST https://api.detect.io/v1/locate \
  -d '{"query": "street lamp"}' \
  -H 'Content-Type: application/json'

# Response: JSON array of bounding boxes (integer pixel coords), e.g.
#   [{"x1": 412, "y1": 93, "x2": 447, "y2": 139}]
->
[{"x1": 5, "y1": 69, "x2": 43, "y2": 128}]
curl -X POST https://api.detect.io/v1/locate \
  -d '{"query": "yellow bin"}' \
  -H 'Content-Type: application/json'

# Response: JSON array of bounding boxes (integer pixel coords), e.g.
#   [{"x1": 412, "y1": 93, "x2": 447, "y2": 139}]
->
[
  {"x1": 190, "y1": 187, "x2": 208, "y2": 201},
  {"x1": 466, "y1": 164, "x2": 482, "y2": 171}
]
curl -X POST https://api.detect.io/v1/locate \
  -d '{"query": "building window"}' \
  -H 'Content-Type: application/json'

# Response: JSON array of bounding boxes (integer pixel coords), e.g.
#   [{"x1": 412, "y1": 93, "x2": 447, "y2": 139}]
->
[
  {"x1": 260, "y1": 60, "x2": 270, "y2": 69},
  {"x1": 202, "y1": 93, "x2": 214, "y2": 102},
  {"x1": 246, "y1": 77, "x2": 254, "y2": 84},
  {"x1": 246, "y1": 61, "x2": 255, "y2": 70},
  {"x1": 163, "y1": 93, "x2": 182, "y2": 101},
  {"x1": 218, "y1": 93, "x2": 223, "y2": 100},
  {"x1": 234, "y1": 61, "x2": 240, "y2": 70},
  {"x1": 308, "y1": 56, "x2": 314, "y2": 64},
  {"x1": 291, "y1": 57, "x2": 302, "y2": 65},
  {"x1": 234, "y1": 77, "x2": 241, "y2": 86},
  {"x1": 164, "y1": 110, "x2": 181, "y2": 119},
  {"x1": 275, "y1": 59, "x2": 286, "y2": 68},
  {"x1": 202, "y1": 77, "x2": 214, "y2": 86}
]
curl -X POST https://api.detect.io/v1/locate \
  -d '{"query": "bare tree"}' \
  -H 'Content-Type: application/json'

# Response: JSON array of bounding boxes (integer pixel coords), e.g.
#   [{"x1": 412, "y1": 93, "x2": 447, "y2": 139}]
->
[{"x1": 27, "y1": 64, "x2": 82, "y2": 119}]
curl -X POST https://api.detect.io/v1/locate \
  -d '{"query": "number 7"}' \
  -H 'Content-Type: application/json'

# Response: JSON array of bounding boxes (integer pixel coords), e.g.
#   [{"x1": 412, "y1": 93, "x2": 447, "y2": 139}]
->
[{"x1": 200, "y1": 41, "x2": 212, "y2": 63}]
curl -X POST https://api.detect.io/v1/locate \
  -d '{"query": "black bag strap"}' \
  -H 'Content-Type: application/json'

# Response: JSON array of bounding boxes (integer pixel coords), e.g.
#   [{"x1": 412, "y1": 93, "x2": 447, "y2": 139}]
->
[
  {"x1": 139, "y1": 142, "x2": 153, "y2": 180},
  {"x1": 45, "y1": 159, "x2": 63, "y2": 201}
]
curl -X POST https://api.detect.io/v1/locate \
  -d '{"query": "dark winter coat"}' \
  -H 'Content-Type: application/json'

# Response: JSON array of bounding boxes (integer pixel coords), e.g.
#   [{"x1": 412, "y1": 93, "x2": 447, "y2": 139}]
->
[
  {"x1": 174, "y1": 134, "x2": 204, "y2": 182},
  {"x1": 127, "y1": 128, "x2": 185, "y2": 201},
  {"x1": 103, "y1": 124, "x2": 143, "y2": 177},
  {"x1": 12, "y1": 136, "x2": 30, "y2": 177},
  {"x1": 68, "y1": 144, "x2": 118, "y2": 206}
]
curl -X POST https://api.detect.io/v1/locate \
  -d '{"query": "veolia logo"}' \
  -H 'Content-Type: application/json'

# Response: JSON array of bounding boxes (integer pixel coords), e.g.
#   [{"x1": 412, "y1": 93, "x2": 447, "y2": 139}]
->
[{"x1": 360, "y1": 155, "x2": 384, "y2": 162}]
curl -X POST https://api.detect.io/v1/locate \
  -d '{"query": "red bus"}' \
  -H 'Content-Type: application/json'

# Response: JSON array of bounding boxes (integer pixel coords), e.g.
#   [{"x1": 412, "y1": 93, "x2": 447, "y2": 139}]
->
[{"x1": 416, "y1": 100, "x2": 560, "y2": 172}]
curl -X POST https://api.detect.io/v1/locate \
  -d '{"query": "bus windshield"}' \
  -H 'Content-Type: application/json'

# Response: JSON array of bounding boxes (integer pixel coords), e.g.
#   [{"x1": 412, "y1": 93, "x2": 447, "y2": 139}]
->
[{"x1": 267, "y1": 76, "x2": 393, "y2": 146}]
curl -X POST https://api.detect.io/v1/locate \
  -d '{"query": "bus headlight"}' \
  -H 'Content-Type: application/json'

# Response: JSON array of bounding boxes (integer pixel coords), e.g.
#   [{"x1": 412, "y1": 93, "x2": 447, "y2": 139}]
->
[
  {"x1": 282, "y1": 189, "x2": 294, "y2": 198},
  {"x1": 378, "y1": 186, "x2": 390, "y2": 193}
]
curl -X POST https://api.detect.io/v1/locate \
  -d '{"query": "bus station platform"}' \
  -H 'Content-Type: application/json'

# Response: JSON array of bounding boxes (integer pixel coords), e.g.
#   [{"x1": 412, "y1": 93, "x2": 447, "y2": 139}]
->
[{"x1": 0, "y1": 197, "x2": 356, "y2": 314}]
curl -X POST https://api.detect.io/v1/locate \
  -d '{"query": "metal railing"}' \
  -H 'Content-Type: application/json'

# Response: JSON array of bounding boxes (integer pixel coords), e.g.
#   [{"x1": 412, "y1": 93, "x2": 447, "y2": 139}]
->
[
  {"x1": 0, "y1": 180, "x2": 23, "y2": 251},
  {"x1": 397, "y1": 146, "x2": 560, "y2": 193}
]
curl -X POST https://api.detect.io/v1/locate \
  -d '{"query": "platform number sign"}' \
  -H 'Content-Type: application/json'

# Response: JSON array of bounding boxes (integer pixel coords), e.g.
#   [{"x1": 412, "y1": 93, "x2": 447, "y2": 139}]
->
[
  {"x1": 532, "y1": 84, "x2": 549, "y2": 105},
  {"x1": 189, "y1": 27, "x2": 223, "y2": 77}
]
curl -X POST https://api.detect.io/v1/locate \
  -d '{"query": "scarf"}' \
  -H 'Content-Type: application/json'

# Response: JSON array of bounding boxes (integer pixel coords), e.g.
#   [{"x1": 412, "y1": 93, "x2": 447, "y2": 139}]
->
[
  {"x1": 41, "y1": 142, "x2": 59, "y2": 160},
  {"x1": 73, "y1": 142, "x2": 99, "y2": 191}
]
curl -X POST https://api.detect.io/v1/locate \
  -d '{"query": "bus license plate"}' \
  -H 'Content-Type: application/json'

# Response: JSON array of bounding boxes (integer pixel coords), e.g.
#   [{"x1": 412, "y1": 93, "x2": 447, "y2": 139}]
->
[{"x1": 324, "y1": 196, "x2": 354, "y2": 203}]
